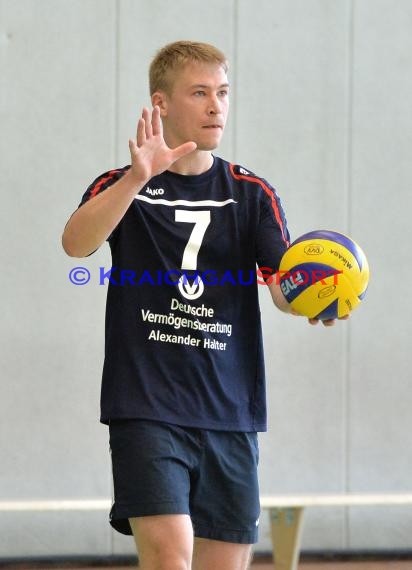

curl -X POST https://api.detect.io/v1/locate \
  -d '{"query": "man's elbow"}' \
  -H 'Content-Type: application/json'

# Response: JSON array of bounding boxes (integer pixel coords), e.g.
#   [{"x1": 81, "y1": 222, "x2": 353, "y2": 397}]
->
[
  {"x1": 61, "y1": 230, "x2": 90, "y2": 258},
  {"x1": 62, "y1": 237, "x2": 80, "y2": 257}
]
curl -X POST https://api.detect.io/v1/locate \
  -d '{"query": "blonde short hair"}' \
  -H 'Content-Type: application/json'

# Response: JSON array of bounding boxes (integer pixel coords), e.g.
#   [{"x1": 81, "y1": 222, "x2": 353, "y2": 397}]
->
[{"x1": 149, "y1": 40, "x2": 228, "y2": 95}]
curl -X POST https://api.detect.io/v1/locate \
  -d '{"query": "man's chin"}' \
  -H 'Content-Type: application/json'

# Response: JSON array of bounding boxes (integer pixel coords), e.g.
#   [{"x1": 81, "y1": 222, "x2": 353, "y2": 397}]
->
[{"x1": 195, "y1": 141, "x2": 221, "y2": 152}]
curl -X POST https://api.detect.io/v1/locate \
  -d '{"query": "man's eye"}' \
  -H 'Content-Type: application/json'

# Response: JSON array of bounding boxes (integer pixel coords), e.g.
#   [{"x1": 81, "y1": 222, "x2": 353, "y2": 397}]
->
[{"x1": 194, "y1": 91, "x2": 206, "y2": 96}]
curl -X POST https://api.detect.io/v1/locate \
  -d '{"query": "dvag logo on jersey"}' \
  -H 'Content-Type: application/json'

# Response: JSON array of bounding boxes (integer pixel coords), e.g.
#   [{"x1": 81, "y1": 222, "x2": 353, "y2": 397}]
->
[{"x1": 177, "y1": 273, "x2": 204, "y2": 300}]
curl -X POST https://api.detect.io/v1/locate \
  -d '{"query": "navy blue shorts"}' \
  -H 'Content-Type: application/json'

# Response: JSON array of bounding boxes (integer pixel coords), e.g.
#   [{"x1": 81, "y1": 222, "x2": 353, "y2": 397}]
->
[{"x1": 108, "y1": 420, "x2": 260, "y2": 544}]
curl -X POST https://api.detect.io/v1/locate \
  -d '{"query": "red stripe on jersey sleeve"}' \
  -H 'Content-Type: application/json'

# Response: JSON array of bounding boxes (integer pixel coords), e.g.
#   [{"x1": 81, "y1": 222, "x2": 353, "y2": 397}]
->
[
  {"x1": 229, "y1": 164, "x2": 290, "y2": 246},
  {"x1": 89, "y1": 169, "x2": 123, "y2": 199}
]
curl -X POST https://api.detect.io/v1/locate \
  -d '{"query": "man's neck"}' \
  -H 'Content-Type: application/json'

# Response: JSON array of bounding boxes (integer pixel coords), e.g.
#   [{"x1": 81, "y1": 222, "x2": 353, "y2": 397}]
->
[{"x1": 167, "y1": 151, "x2": 214, "y2": 176}]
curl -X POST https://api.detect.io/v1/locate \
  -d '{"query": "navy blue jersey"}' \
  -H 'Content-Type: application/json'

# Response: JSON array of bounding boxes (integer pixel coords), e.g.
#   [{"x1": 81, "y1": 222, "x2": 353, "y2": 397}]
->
[{"x1": 80, "y1": 156, "x2": 289, "y2": 431}]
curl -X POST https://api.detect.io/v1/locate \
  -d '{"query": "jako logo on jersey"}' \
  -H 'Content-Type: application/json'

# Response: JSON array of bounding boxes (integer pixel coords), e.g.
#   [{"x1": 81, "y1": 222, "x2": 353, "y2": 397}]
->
[
  {"x1": 146, "y1": 187, "x2": 165, "y2": 196},
  {"x1": 239, "y1": 167, "x2": 250, "y2": 175}
]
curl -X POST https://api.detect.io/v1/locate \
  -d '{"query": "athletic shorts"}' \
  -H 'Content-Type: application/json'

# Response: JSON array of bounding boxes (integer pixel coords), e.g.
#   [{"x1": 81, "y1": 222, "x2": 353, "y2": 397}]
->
[{"x1": 108, "y1": 419, "x2": 260, "y2": 544}]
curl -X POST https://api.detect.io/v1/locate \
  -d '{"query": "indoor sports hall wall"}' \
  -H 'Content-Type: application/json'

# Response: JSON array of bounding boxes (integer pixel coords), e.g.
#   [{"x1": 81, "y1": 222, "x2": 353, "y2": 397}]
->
[{"x1": 1, "y1": 0, "x2": 411, "y2": 559}]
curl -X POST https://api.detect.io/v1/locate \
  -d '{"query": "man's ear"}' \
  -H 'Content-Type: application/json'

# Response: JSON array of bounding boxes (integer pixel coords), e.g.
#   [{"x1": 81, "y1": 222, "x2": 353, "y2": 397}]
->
[{"x1": 151, "y1": 91, "x2": 168, "y2": 116}]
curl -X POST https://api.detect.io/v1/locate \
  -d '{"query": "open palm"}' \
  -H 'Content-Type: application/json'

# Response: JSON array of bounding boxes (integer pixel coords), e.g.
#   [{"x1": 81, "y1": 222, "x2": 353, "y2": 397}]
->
[{"x1": 128, "y1": 106, "x2": 197, "y2": 181}]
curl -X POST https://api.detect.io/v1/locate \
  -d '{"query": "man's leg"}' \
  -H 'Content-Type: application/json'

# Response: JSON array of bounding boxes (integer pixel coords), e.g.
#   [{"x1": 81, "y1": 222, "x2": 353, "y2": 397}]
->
[
  {"x1": 192, "y1": 537, "x2": 253, "y2": 570},
  {"x1": 129, "y1": 514, "x2": 193, "y2": 570},
  {"x1": 190, "y1": 431, "x2": 259, "y2": 568}
]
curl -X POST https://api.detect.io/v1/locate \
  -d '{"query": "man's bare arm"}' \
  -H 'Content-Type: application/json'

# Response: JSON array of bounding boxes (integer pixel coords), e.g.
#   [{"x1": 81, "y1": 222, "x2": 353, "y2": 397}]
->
[
  {"x1": 62, "y1": 106, "x2": 196, "y2": 257},
  {"x1": 267, "y1": 279, "x2": 292, "y2": 313}
]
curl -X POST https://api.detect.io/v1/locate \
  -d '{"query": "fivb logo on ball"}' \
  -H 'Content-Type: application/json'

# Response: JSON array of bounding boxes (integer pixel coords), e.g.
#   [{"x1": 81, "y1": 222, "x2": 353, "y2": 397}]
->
[{"x1": 279, "y1": 268, "x2": 340, "y2": 297}]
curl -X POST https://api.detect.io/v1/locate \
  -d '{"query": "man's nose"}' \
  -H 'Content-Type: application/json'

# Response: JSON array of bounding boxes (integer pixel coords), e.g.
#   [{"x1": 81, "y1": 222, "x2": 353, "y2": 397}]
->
[{"x1": 208, "y1": 95, "x2": 222, "y2": 115}]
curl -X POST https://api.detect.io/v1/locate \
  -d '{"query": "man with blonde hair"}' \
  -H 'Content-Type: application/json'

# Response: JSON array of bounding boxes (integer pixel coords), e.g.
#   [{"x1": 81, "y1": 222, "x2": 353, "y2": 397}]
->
[{"x1": 63, "y1": 40, "x2": 336, "y2": 570}]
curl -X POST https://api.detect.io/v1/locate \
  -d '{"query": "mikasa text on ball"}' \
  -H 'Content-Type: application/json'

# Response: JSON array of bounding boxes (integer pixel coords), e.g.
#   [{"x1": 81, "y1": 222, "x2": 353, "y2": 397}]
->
[{"x1": 279, "y1": 230, "x2": 369, "y2": 320}]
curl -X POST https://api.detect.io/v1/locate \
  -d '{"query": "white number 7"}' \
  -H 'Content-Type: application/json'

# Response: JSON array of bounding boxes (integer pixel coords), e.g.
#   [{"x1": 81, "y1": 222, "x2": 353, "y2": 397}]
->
[{"x1": 175, "y1": 210, "x2": 211, "y2": 270}]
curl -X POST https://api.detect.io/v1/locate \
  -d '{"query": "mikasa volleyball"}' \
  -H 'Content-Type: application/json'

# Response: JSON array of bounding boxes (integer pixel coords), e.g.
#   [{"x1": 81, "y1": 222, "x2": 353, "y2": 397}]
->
[{"x1": 279, "y1": 230, "x2": 370, "y2": 320}]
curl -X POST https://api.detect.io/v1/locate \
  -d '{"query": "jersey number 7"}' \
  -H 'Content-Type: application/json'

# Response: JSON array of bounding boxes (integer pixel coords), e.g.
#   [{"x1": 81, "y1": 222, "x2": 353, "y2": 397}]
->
[{"x1": 175, "y1": 209, "x2": 211, "y2": 299}]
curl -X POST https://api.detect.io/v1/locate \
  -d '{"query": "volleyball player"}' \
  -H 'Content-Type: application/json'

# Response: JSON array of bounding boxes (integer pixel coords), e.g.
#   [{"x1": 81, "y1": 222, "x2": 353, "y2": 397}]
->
[{"x1": 62, "y1": 41, "x2": 338, "y2": 570}]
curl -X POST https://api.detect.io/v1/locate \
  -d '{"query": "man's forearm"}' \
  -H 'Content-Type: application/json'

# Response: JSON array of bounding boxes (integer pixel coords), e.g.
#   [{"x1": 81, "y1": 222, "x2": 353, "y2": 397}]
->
[
  {"x1": 62, "y1": 170, "x2": 147, "y2": 257},
  {"x1": 267, "y1": 280, "x2": 292, "y2": 313}
]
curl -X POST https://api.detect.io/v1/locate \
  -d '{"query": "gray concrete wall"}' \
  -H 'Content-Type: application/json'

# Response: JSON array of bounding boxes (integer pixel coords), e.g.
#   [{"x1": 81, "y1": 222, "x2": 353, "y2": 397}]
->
[{"x1": 1, "y1": 0, "x2": 411, "y2": 558}]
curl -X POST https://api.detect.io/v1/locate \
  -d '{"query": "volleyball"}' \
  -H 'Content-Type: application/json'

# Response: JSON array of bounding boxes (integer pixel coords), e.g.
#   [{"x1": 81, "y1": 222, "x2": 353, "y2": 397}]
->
[{"x1": 278, "y1": 230, "x2": 369, "y2": 320}]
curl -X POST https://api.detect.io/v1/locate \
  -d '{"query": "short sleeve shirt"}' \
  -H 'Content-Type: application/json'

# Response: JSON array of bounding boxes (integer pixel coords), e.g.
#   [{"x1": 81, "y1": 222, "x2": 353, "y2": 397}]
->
[{"x1": 80, "y1": 156, "x2": 290, "y2": 431}]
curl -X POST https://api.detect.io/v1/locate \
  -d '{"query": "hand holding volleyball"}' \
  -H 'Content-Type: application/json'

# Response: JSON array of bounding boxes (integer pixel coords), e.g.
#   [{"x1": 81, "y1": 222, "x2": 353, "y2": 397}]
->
[{"x1": 279, "y1": 230, "x2": 370, "y2": 321}]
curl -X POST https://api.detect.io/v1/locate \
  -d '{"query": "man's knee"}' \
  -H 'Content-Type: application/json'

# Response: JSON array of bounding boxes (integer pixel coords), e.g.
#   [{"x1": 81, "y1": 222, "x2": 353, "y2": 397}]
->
[
  {"x1": 129, "y1": 514, "x2": 193, "y2": 570},
  {"x1": 193, "y1": 537, "x2": 253, "y2": 570}
]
